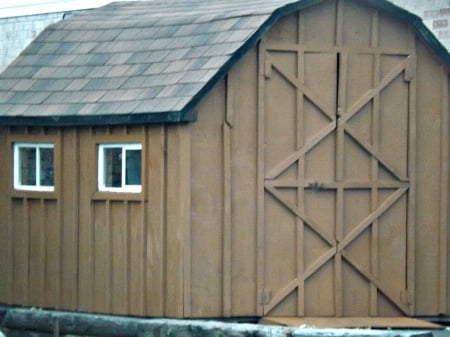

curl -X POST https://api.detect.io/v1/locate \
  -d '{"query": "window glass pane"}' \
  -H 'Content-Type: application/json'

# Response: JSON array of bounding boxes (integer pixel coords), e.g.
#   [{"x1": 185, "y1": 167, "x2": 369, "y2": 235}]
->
[
  {"x1": 19, "y1": 147, "x2": 36, "y2": 185},
  {"x1": 40, "y1": 148, "x2": 54, "y2": 186},
  {"x1": 104, "y1": 148, "x2": 122, "y2": 187},
  {"x1": 125, "y1": 149, "x2": 141, "y2": 185}
]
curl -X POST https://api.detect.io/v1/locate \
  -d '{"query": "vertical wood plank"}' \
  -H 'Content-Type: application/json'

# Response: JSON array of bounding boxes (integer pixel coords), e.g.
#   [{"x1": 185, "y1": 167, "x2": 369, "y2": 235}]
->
[
  {"x1": 370, "y1": 10, "x2": 380, "y2": 317},
  {"x1": 29, "y1": 198, "x2": 45, "y2": 306},
  {"x1": 335, "y1": 0, "x2": 344, "y2": 47},
  {"x1": 257, "y1": 36, "x2": 267, "y2": 316},
  {"x1": 165, "y1": 124, "x2": 190, "y2": 318},
  {"x1": 296, "y1": 13, "x2": 305, "y2": 316},
  {"x1": 61, "y1": 128, "x2": 79, "y2": 310},
  {"x1": 334, "y1": 51, "x2": 347, "y2": 317},
  {"x1": 45, "y1": 199, "x2": 60, "y2": 309},
  {"x1": 93, "y1": 199, "x2": 111, "y2": 313},
  {"x1": 222, "y1": 103, "x2": 232, "y2": 316},
  {"x1": 111, "y1": 200, "x2": 128, "y2": 315},
  {"x1": 45, "y1": 129, "x2": 63, "y2": 309},
  {"x1": 406, "y1": 31, "x2": 417, "y2": 316},
  {"x1": 78, "y1": 128, "x2": 95, "y2": 311},
  {"x1": 145, "y1": 126, "x2": 165, "y2": 315},
  {"x1": 439, "y1": 66, "x2": 448, "y2": 314},
  {"x1": 228, "y1": 48, "x2": 259, "y2": 316},
  {"x1": 13, "y1": 197, "x2": 29, "y2": 304},
  {"x1": 0, "y1": 127, "x2": 12, "y2": 303}
]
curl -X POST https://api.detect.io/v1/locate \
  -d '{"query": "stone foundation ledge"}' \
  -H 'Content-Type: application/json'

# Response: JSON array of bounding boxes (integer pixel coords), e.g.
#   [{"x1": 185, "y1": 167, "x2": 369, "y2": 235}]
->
[{"x1": 0, "y1": 307, "x2": 433, "y2": 337}]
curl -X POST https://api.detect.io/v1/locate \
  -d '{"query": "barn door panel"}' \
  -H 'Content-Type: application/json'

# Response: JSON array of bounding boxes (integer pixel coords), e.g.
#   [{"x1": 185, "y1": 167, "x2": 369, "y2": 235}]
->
[{"x1": 261, "y1": 47, "x2": 414, "y2": 317}]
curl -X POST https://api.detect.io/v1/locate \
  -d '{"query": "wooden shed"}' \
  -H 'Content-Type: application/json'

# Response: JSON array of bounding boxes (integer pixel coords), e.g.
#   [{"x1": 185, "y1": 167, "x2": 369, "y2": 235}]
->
[{"x1": 0, "y1": 0, "x2": 449, "y2": 323}]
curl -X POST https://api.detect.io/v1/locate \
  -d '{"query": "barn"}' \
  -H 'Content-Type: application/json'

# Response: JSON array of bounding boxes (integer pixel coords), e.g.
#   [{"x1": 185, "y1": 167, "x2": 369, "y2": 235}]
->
[{"x1": 0, "y1": 0, "x2": 449, "y2": 324}]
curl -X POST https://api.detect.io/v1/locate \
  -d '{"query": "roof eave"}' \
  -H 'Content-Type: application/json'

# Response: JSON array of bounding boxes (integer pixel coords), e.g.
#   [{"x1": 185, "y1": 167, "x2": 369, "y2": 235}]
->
[{"x1": 0, "y1": 108, "x2": 197, "y2": 127}]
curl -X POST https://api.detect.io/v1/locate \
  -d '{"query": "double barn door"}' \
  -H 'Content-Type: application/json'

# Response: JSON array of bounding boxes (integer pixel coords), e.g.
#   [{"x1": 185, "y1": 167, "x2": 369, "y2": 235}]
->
[{"x1": 260, "y1": 42, "x2": 416, "y2": 317}]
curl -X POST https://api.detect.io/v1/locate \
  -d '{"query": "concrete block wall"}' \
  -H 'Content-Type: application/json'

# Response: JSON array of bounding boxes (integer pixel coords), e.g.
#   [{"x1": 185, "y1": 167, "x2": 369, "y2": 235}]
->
[
  {"x1": 0, "y1": 12, "x2": 66, "y2": 74},
  {"x1": 390, "y1": 0, "x2": 450, "y2": 50}
]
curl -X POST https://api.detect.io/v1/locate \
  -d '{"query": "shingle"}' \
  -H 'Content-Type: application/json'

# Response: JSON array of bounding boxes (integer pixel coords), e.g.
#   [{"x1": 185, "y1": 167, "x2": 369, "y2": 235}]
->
[
  {"x1": 2, "y1": 66, "x2": 40, "y2": 78},
  {"x1": 98, "y1": 29, "x2": 122, "y2": 41},
  {"x1": 139, "y1": 87, "x2": 164, "y2": 99},
  {"x1": 143, "y1": 62, "x2": 170, "y2": 75},
  {"x1": 61, "y1": 91, "x2": 88, "y2": 103},
  {"x1": 9, "y1": 92, "x2": 50, "y2": 104},
  {"x1": 146, "y1": 72, "x2": 184, "y2": 86},
  {"x1": 13, "y1": 79, "x2": 36, "y2": 91},
  {"x1": 232, "y1": 15, "x2": 268, "y2": 29},
  {"x1": 42, "y1": 29, "x2": 70, "y2": 42},
  {"x1": 99, "y1": 89, "x2": 130, "y2": 102},
  {"x1": 22, "y1": 42, "x2": 45, "y2": 55},
  {"x1": 172, "y1": 96, "x2": 191, "y2": 111},
  {"x1": 188, "y1": 34, "x2": 214, "y2": 47},
  {"x1": 0, "y1": 91, "x2": 14, "y2": 103},
  {"x1": 83, "y1": 77, "x2": 127, "y2": 90},
  {"x1": 164, "y1": 59, "x2": 191, "y2": 73},
  {"x1": 127, "y1": 51, "x2": 169, "y2": 64},
  {"x1": 178, "y1": 83, "x2": 204, "y2": 97},
  {"x1": 65, "y1": 79, "x2": 90, "y2": 91},
  {"x1": 44, "y1": 92, "x2": 71, "y2": 104},
  {"x1": 179, "y1": 70, "x2": 208, "y2": 83},
  {"x1": 203, "y1": 42, "x2": 241, "y2": 57},
  {"x1": 30, "y1": 79, "x2": 72, "y2": 91},
  {"x1": 0, "y1": 79, "x2": 20, "y2": 90},
  {"x1": 153, "y1": 26, "x2": 179, "y2": 38},
  {"x1": 164, "y1": 48, "x2": 190, "y2": 61},
  {"x1": 184, "y1": 46, "x2": 209, "y2": 58},
  {"x1": 83, "y1": 91, "x2": 106, "y2": 103},
  {"x1": 202, "y1": 56, "x2": 230, "y2": 69},
  {"x1": 106, "y1": 53, "x2": 134, "y2": 65},
  {"x1": 121, "y1": 76, "x2": 147, "y2": 89},
  {"x1": 156, "y1": 84, "x2": 182, "y2": 98},
  {"x1": 41, "y1": 42, "x2": 78, "y2": 55},
  {"x1": 114, "y1": 101, "x2": 141, "y2": 114},
  {"x1": 173, "y1": 24, "x2": 200, "y2": 37},
  {"x1": 116, "y1": 27, "x2": 159, "y2": 40},
  {"x1": 86, "y1": 66, "x2": 113, "y2": 78},
  {"x1": 5, "y1": 104, "x2": 29, "y2": 116},
  {"x1": 71, "y1": 42, "x2": 98, "y2": 55}
]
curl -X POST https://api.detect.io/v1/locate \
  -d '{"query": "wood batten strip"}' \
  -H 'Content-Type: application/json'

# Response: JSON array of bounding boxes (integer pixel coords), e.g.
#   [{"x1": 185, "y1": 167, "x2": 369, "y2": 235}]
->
[
  {"x1": 335, "y1": 0, "x2": 346, "y2": 311},
  {"x1": 222, "y1": 74, "x2": 233, "y2": 316},
  {"x1": 439, "y1": 66, "x2": 448, "y2": 314},
  {"x1": 266, "y1": 43, "x2": 411, "y2": 56},
  {"x1": 296, "y1": 11, "x2": 305, "y2": 317},
  {"x1": 2, "y1": 128, "x2": 13, "y2": 303},
  {"x1": 370, "y1": 9, "x2": 380, "y2": 316},
  {"x1": 257, "y1": 35, "x2": 267, "y2": 316},
  {"x1": 406, "y1": 29, "x2": 417, "y2": 316}
]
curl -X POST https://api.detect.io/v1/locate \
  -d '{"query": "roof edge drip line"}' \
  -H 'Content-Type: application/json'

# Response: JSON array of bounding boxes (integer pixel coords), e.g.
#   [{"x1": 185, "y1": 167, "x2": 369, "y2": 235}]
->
[{"x1": 0, "y1": 108, "x2": 197, "y2": 127}]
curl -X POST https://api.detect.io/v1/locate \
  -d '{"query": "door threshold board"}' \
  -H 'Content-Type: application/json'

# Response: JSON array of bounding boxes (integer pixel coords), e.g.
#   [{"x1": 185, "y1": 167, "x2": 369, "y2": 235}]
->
[{"x1": 259, "y1": 317, "x2": 443, "y2": 329}]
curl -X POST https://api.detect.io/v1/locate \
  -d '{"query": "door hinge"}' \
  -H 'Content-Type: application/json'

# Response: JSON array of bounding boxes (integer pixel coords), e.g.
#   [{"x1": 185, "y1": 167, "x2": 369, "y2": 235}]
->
[{"x1": 261, "y1": 289, "x2": 271, "y2": 305}]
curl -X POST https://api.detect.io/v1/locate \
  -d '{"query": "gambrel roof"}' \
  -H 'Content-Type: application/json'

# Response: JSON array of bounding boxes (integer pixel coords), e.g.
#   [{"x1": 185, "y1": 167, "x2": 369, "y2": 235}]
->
[{"x1": 0, "y1": 0, "x2": 448, "y2": 126}]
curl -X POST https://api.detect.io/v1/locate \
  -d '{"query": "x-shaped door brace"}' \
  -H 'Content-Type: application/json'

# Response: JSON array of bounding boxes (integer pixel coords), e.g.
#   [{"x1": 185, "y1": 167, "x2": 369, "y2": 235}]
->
[{"x1": 263, "y1": 55, "x2": 411, "y2": 315}]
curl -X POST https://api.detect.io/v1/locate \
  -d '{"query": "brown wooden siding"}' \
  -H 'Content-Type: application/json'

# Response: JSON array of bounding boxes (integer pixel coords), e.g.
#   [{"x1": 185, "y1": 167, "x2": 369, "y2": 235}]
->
[
  {"x1": 0, "y1": 0, "x2": 449, "y2": 319},
  {"x1": 0, "y1": 125, "x2": 189, "y2": 317}
]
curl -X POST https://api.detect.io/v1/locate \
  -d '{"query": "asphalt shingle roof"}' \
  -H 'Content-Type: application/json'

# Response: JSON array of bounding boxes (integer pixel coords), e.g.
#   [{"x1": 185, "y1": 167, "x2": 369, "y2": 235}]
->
[{"x1": 0, "y1": 0, "x2": 448, "y2": 126}]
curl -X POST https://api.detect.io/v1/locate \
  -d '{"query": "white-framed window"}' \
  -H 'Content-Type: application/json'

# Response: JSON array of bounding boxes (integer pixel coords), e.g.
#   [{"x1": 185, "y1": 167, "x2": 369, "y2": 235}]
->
[
  {"x1": 98, "y1": 143, "x2": 142, "y2": 193},
  {"x1": 13, "y1": 143, "x2": 54, "y2": 192}
]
